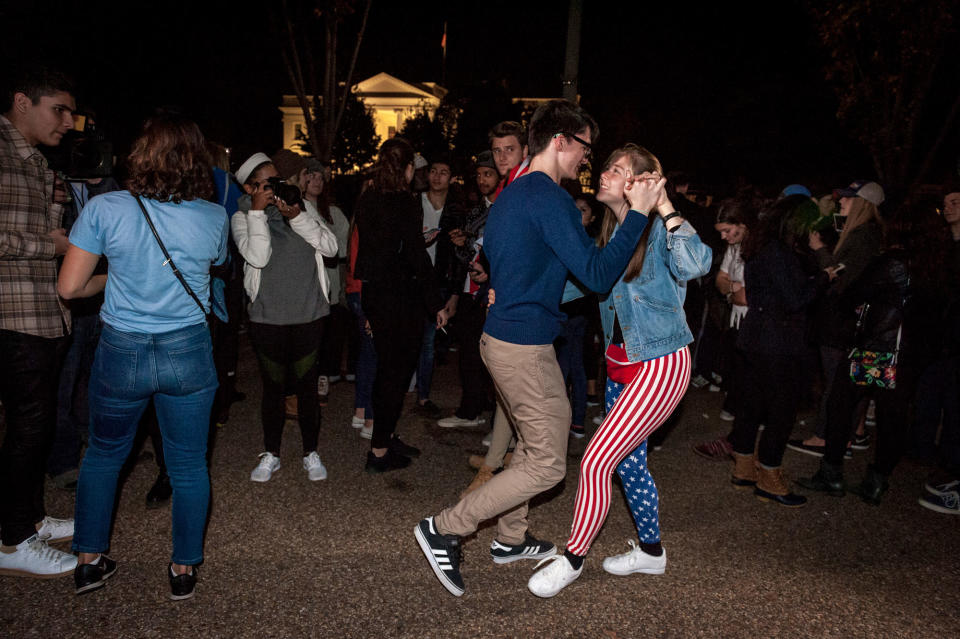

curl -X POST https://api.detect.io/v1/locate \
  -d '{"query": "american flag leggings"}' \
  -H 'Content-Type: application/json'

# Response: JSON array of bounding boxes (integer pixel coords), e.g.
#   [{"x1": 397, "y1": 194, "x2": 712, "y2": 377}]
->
[{"x1": 565, "y1": 346, "x2": 691, "y2": 556}]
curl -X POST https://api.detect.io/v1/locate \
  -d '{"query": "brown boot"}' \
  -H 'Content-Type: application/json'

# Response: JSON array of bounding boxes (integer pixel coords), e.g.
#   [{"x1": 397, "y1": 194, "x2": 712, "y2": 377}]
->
[
  {"x1": 755, "y1": 466, "x2": 807, "y2": 507},
  {"x1": 284, "y1": 395, "x2": 298, "y2": 421},
  {"x1": 731, "y1": 452, "x2": 758, "y2": 488},
  {"x1": 461, "y1": 465, "x2": 495, "y2": 498},
  {"x1": 467, "y1": 454, "x2": 485, "y2": 470}
]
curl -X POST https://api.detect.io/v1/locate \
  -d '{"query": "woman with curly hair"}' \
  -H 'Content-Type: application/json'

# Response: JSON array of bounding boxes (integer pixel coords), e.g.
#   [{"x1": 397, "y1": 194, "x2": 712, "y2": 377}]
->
[{"x1": 58, "y1": 115, "x2": 229, "y2": 599}]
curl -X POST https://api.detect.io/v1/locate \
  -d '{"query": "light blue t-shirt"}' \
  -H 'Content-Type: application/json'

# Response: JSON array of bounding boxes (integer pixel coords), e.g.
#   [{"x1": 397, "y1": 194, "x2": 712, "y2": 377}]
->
[{"x1": 70, "y1": 190, "x2": 229, "y2": 334}]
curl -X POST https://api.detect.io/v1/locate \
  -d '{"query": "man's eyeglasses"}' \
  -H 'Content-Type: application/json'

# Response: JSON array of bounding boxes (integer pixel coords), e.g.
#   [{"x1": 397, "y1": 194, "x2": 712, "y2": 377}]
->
[{"x1": 554, "y1": 132, "x2": 592, "y2": 158}]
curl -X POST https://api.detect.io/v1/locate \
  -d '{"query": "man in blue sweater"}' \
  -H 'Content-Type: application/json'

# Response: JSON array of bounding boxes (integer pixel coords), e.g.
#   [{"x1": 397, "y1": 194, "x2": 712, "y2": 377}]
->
[{"x1": 415, "y1": 99, "x2": 666, "y2": 596}]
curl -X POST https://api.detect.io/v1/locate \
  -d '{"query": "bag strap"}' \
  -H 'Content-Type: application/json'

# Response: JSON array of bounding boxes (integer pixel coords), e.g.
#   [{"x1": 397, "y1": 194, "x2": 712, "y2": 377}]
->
[{"x1": 134, "y1": 193, "x2": 207, "y2": 315}]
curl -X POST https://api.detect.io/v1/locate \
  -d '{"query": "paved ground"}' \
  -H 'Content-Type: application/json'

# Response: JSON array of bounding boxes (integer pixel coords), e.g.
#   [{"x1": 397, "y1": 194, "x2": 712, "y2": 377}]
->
[{"x1": 4, "y1": 338, "x2": 958, "y2": 639}]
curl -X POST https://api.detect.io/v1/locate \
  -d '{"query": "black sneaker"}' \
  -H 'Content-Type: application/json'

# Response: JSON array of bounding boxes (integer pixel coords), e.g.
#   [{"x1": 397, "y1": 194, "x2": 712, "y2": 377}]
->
[
  {"x1": 169, "y1": 563, "x2": 198, "y2": 601},
  {"x1": 569, "y1": 424, "x2": 586, "y2": 439},
  {"x1": 389, "y1": 436, "x2": 421, "y2": 458},
  {"x1": 365, "y1": 450, "x2": 412, "y2": 474},
  {"x1": 851, "y1": 433, "x2": 871, "y2": 450},
  {"x1": 74, "y1": 554, "x2": 118, "y2": 595},
  {"x1": 489, "y1": 532, "x2": 557, "y2": 564},
  {"x1": 414, "y1": 517, "x2": 464, "y2": 596}
]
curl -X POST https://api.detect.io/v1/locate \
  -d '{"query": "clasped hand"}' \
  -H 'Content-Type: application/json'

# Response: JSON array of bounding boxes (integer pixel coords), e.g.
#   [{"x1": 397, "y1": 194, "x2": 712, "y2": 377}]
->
[{"x1": 622, "y1": 172, "x2": 667, "y2": 221}]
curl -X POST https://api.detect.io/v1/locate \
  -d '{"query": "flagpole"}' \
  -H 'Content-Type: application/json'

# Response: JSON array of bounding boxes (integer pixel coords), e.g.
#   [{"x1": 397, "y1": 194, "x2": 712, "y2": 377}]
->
[{"x1": 441, "y1": 21, "x2": 447, "y2": 86}]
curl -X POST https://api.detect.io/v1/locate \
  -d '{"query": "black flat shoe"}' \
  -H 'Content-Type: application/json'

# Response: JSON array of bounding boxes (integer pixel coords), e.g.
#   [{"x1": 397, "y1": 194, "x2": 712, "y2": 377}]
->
[
  {"x1": 389, "y1": 436, "x2": 421, "y2": 458},
  {"x1": 365, "y1": 450, "x2": 412, "y2": 474},
  {"x1": 146, "y1": 473, "x2": 172, "y2": 509},
  {"x1": 169, "y1": 563, "x2": 198, "y2": 601},
  {"x1": 75, "y1": 555, "x2": 118, "y2": 595}
]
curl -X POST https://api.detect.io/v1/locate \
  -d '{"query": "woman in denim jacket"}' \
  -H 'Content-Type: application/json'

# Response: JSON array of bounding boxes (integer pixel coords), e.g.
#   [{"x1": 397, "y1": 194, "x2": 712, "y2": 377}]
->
[{"x1": 528, "y1": 144, "x2": 711, "y2": 597}]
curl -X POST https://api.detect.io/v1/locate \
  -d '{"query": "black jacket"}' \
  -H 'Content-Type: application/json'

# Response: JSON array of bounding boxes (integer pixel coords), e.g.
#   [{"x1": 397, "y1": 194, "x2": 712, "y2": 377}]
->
[{"x1": 354, "y1": 188, "x2": 444, "y2": 316}]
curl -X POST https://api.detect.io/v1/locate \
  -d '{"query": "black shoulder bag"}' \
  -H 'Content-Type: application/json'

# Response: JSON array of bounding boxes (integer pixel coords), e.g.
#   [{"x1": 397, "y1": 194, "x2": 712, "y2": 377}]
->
[{"x1": 134, "y1": 193, "x2": 208, "y2": 318}]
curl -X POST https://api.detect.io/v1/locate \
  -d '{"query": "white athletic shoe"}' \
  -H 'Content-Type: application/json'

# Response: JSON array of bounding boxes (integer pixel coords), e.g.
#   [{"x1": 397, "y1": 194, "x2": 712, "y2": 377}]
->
[
  {"x1": 36, "y1": 516, "x2": 74, "y2": 543},
  {"x1": 250, "y1": 452, "x2": 281, "y2": 482},
  {"x1": 437, "y1": 415, "x2": 485, "y2": 428},
  {"x1": 359, "y1": 423, "x2": 373, "y2": 440},
  {"x1": 351, "y1": 415, "x2": 365, "y2": 429},
  {"x1": 527, "y1": 554, "x2": 582, "y2": 598},
  {"x1": 0, "y1": 534, "x2": 77, "y2": 577},
  {"x1": 302, "y1": 452, "x2": 328, "y2": 481},
  {"x1": 602, "y1": 540, "x2": 666, "y2": 576}
]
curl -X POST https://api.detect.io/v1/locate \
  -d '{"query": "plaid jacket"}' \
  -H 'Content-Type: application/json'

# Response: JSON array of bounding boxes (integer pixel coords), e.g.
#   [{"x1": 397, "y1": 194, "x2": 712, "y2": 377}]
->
[{"x1": 0, "y1": 115, "x2": 69, "y2": 337}]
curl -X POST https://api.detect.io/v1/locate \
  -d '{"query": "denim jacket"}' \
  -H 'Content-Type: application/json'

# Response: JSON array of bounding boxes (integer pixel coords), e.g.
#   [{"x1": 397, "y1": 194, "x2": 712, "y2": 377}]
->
[{"x1": 599, "y1": 217, "x2": 712, "y2": 362}]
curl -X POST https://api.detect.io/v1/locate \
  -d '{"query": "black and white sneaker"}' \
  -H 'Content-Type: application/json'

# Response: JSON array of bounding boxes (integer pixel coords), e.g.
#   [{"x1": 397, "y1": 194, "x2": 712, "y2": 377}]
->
[
  {"x1": 74, "y1": 554, "x2": 118, "y2": 595},
  {"x1": 489, "y1": 533, "x2": 557, "y2": 564},
  {"x1": 414, "y1": 517, "x2": 464, "y2": 596}
]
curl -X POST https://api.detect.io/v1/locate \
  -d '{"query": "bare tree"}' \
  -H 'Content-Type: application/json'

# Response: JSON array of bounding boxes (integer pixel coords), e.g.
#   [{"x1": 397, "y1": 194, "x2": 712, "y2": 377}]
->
[
  {"x1": 809, "y1": 0, "x2": 959, "y2": 197},
  {"x1": 276, "y1": 0, "x2": 372, "y2": 164}
]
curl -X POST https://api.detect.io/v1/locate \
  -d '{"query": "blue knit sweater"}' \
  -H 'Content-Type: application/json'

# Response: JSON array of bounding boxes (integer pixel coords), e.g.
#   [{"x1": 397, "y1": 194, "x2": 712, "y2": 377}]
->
[{"x1": 483, "y1": 171, "x2": 649, "y2": 345}]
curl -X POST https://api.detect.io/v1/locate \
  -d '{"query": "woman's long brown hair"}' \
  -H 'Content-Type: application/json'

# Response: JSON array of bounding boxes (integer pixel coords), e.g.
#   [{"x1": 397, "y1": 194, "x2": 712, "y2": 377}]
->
[{"x1": 597, "y1": 144, "x2": 663, "y2": 282}]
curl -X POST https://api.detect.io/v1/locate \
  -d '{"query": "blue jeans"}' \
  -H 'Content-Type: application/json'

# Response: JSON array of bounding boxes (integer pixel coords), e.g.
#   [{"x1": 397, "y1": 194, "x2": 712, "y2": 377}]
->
[
  {"x1": 73, "y1": 323, "x2": 216, "y2": 565},
  {"x1": 556, "y1": 315, "x2": 587, "y2": 426},
  {"x1": 347, "y1": 292, "x2": 376, "y2": 418},
  {"x1": 417, "y1": 320, "x2": 436, "y2": 402}
]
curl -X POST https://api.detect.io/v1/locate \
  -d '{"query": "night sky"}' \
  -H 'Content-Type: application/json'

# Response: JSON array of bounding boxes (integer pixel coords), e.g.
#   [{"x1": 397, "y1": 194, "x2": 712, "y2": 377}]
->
[{"x1": 4, "y1": 0, "x2": 884, "y2": 194}]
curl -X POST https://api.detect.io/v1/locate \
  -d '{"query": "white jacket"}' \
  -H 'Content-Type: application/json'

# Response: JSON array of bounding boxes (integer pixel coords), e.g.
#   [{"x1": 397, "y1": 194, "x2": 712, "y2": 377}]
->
[{"x1": 231, "y1": 202, "x2": 339, "y2": 303}]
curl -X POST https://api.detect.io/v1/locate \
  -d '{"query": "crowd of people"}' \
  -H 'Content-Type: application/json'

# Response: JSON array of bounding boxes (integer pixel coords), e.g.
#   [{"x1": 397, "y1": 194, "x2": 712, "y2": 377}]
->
[{"x1": 1, "y1": 64, "x2": 958, "y2": 605}]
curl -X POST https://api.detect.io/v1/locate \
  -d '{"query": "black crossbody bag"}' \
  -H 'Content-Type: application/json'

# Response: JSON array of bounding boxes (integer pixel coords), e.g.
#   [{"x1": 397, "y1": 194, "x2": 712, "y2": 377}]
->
[{"x1": 133, "y1": 193, "x2": 208, "y2": 318}]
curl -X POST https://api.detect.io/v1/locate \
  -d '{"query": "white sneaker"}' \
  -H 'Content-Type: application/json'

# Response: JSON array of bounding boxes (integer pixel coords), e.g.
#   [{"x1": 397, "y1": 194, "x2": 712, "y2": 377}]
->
[
  {"x1": 602, "y1": 540, "x2": 666, "y2": 576},
  {"x1": 527, "y1": 554, "x2": 582, "y2": 598},
  {"x1": 359, "y1": 424, "x2": 373, "y2": 440},
  {"x1": 36, "y1": 516, "x2": 74, "y2": 543},
  {"x1": 0, "y1": 534, "x2": 77, "y2": 577},
  {"x1": 317, "y1": 375, "x2": 330, "y2": 396},
  {"x1": 302, "y1": 452, "x2": 328, "y2": 481},
  {"x1": 437, "y1": 415, "x2": 485, "y2": 428},
  {"x1": 351, "y1": 415, "x2": 365, "y2": 429},
  {"x1": 719, "y1": 410, "x2": 735, "y2": 422},
  {"x1": 328, "y1": 375, "x2": 342, "y2": 384},
  {"x1": 250, "y1": 452, "x2": 281, "y2": 482}
]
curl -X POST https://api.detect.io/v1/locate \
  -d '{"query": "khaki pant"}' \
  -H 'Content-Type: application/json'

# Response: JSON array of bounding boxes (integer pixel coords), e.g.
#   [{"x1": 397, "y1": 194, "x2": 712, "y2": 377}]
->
[
  {"x1": 436, "y1": 333, "x2": 570, "y2": 544},
  {"x1": 483, "y1": 405, "x2": 516, "y2": 468}
]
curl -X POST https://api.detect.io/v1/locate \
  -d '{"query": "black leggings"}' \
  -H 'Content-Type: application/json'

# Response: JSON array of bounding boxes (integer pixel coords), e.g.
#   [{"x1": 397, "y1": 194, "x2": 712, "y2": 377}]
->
[
  {"x1": 731, "y1": 350, "x2": 800, "y2": 467},
  {"x1": 823, "y1": 357, "x2": 918, "y2": 474},
  {"x1": 362, "y1": 283, "x2": 425, "y2": 450},
  {"x1": 249, "y1": 320, "x2": 322, "y2": 455}
]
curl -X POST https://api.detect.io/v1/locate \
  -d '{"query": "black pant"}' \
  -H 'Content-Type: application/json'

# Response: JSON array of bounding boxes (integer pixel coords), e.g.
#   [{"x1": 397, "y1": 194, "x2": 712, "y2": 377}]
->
[
  {"x1": 318, "y1": 303, "x2": 350, "y2": 377},
  {"x1": 249, "y1": 320, "x2": 322, "y2": 455},
  {"x1": 363, "y1": 282, "x2": 425, "y2": 450},
  {"x1": 0, "y1": 330, "x2": 66, "y2": 546},
  {"x1": 823, "y1": 358, "x2": 918, "y2": 474},
  {"x1": 731, "y1": 350, "x2": 799, "y2": 467},
  {"x1": 455, "y1": 294, "x2": 490, "y2": 420}
]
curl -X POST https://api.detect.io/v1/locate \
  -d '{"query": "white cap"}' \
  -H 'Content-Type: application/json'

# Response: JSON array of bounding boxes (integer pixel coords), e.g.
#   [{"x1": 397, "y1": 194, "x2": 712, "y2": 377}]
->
[
  {"x1": 414, "y1": 153, "x2": 428, "y2": 169},
  {"x1": 235, "y1": 152, "x2": 272, "y2": 185}
]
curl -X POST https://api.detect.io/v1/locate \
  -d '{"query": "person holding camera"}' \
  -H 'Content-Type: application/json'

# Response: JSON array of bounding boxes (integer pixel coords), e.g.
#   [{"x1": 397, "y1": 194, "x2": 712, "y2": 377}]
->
[{"x1": 232, "y1": 151, "x2": 338, "y2": 484}]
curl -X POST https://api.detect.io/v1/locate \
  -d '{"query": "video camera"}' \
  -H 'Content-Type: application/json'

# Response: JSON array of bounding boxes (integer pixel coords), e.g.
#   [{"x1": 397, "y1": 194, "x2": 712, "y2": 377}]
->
[{"x1": 42, "y1": 112, "x2": 114, "y2": 180}]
